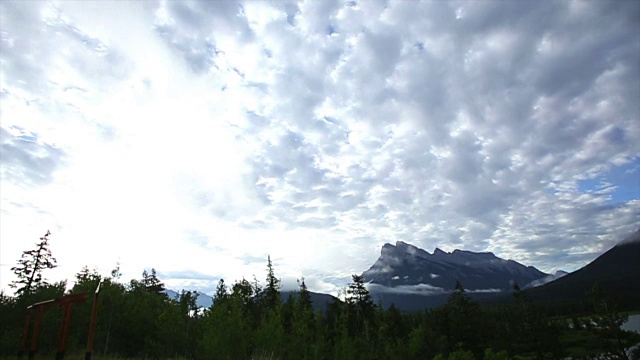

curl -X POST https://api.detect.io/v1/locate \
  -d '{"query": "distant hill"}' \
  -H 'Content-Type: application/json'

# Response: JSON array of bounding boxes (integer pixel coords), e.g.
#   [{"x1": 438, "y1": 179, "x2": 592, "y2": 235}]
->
[
  {"x1": 281, "y1": 290, "x2": 338, "y2": 312},
  {"x1": 164, "y1": 289, "x2": 215, "y2": 308},
  {"x1": 523, "y1": 229, "x2": 640, "y2": 309}
]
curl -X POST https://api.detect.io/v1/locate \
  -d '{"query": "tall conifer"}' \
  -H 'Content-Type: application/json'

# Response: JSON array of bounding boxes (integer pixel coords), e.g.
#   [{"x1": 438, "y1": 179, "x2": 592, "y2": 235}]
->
[{"x1": 10, "y1": 230, "x2": 57, "y2": 296}]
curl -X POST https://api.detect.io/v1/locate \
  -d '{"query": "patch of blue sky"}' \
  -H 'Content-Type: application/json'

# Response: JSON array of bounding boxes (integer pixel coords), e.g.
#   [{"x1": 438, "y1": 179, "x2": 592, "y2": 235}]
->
[
  {"x1": 578, "y1": 157, "x2": 640, "y2": 203},
  {"x1": 326, "y1": 24, "x2": 336, "y2": 36},
  {"x1": 7, "y1": 125, "x2": 37, "y2": 142},
  {"x1": 17, "y1": 134, "x2": 37, "y2": 142}
]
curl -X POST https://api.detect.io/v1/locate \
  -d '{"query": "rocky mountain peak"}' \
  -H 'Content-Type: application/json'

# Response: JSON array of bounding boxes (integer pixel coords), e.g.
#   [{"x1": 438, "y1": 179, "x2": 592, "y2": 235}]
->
[{"x1": 363, "y1": 240, "x2": 548, "y2": 292}]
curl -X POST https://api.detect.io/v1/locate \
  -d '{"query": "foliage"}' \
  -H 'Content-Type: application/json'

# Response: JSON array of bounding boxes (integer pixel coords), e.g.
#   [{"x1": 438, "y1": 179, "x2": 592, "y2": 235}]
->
[
  {"x1": 585, "y1": 282, "x2": 638, "y2": 359},
  {"x1": 142, "y1": 268, "x2": 165, "y2": 294},
  {"x1": 10, "y1": 230, "x2": 57, "y2": 297},
  {"x1": 2, "y1": 248, "x2": 639, "y2": 360},
  {"x1": 262, "y1": 255, "x2": 281, "y2": 310}
]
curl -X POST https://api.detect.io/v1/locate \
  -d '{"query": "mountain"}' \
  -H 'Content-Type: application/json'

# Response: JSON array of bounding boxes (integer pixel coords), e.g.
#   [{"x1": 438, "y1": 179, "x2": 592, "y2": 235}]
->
[
  {"x1": 524, "y1": 270, "x2": 569, "y2": 288},
  {"x1": 362, "y1": 241, "x2": 548, "y2": 292},
  {"x1": 282, "y1": 290, "x2": 338, "y2": 312},
  {"x1": 523, "y1": 229, "x2": 640, "y2": 308},
  {"x1": 163, "y1": 289, "x2": 214, "y2": 308}
]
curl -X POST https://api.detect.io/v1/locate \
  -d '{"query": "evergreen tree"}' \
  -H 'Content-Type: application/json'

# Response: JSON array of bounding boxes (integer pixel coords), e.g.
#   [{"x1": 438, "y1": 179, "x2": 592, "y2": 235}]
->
[
  {"x1": 344, "y1": 274, "x2": 376, "y2": 348},
  {"x1": 0, "y1": 291, "x2": 18, "y2": 355},
  {"x1": 179, "y1": 290, "x2": 199, "y2": 318},
  {"x1": 142, "y1": 268, "x2": 165, "y2": 294},
  {"x1": 232, "y1": 277, "x2": 259, "y2": 321},
  {"x1": 263, "y1": 255, "x2": 281, "y2": 310},
  {"x1": 346, "y1": 274, "x2": 374, "y2": 317},
  {"x1": 297, "y1": 277, "x2": 313, "y2": 312},
  {"x1": 198, "y1": 281, "x2": 253, "y2": 360},
  {"x1": 588, "y1": 282, "x2": 637, "y2": 360},
  {"x1": 73, "y1": 265, "x2": 101, "y2": 289},
  {"x1": 10, "y1": 230, "x2": 57, "y2": 296},
  {"x1": 100, "y1": 276, "x2": 127, "y2": 356},
  {"x1": 441, "y1": 281, "x2": 484, "y2": 356},
  {"x1": 288, "y1": 278, "x2": 317, "y2": 359},
  {"x1": 212, "y1": 278, "x2": 229, "y2": 307},
  {"x1": 507, "y1": 280, "x2": 563, "y2": 359}
]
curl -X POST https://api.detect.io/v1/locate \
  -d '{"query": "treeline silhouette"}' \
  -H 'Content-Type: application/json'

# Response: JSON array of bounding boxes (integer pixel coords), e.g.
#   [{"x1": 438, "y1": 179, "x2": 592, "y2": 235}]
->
[
  {"x1": 1, "y1": 264, "x2": 638, "y2": 359},
  {"x1": 1, "y1": 232, "x2": 638, "y2": 359}
]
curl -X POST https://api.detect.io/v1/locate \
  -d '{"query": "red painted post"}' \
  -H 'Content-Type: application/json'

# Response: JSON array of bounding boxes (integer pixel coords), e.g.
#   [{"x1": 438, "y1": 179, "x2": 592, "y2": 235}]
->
[
  {"x1": 85, "y1": 281, "x2": 101, "y2": 360},
  {"x1": 19, "y1": 294, "x2": 86, "y2": 360},
  {"x1": 17, "y1": 308, "x2": 32, "y2": 359},
  {"x1": 28, "y1": 306, "x2": 44, "y2": 360},
  {"x1": 55, "y1": 302, "x2": 75, "y2": 360}
]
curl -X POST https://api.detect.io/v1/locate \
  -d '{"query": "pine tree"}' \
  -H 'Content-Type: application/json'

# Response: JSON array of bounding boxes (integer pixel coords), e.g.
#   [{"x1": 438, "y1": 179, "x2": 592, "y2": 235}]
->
[
  {"x1": 213, "y1": 278, "x2": 229, "y2": 307},
  {"x1": 75, "y1": 265, "x2": 101, "y2": 285},
  {"x1": 142, "y1": 268, "x2": 165, "y2": 294},
  {"x1": 232, "y1": 278, "x2": 255, "y2": 308},
  {"x1": 345, "y1": 274, "x2": 376, "y2": 345},
  {"x1": 506, "y1": 280, "x2": 562, "y2": 359},
  {"x1": 346, "y1": 274, "x2": 374, "y2": 313},
  {"x1": 297, "y1": 277, "x2": 313, "y2": 312},
  {"x1": 289, "y1": 277, "x2": 317, "y2": 358},
  {"x1": 10, "y1": 230, "x2": 57, "y2": 296},
  {"x1": 442, "y1": 280, "x2": 484, "y2": 356},
  {"x1": 263, "y1": 255, "x2": 281, "y2": 309}
]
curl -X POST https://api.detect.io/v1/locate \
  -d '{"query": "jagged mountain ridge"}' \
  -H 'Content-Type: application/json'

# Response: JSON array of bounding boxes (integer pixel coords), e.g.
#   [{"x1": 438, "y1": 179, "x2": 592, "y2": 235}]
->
[{"x1": 362, "y1": 241, "x2": 549, "y2": 291}]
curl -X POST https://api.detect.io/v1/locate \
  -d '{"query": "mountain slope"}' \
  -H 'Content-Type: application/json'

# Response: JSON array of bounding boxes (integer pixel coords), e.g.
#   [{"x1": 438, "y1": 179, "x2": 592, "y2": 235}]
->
[
  {"x1": 524, "y1": 230, "x2": 640, "y2": 307},
  {"x1": 362, "y1": 241, "x2": 548, "y2": 292},
  {"x1": 525, "y1": 270, "x2": 569, "y2": 288},
  {"x1": 282, "y1": 290, "x2": 338, "y2": 312}
]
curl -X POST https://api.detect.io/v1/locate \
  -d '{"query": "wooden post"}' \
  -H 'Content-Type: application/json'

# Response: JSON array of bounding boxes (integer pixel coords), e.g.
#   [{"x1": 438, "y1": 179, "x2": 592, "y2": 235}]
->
[
  {"x1": 55, "y1": 302, "x2": 75, "y2": 360},
  {"x1": 28, "y1": 306, "x2": 44, "y2": 360},
  {"x1": 19, "y1": 293, "x2": 87, "y2": 360},
  {"x1": 85, "y1": 281, "x2": 101, "y2": 360},
  {"x1": 17, "y1": 308, "x2": 32, "y2": 359}
]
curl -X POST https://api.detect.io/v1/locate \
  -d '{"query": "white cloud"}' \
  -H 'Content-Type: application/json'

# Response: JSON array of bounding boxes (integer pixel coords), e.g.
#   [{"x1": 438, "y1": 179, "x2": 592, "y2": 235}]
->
[
  {"x1": 1, "y1": 1, "x2": 638, "y2": 296},
  {"x1": 366, "y1": 283, "x2": 448, "y2": 296}
]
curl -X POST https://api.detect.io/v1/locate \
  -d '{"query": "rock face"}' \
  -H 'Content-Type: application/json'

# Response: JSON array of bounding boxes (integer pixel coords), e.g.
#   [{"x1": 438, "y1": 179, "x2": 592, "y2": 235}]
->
[{"x1": 362, "y1": 241, "x2": 548, "y2": 292}]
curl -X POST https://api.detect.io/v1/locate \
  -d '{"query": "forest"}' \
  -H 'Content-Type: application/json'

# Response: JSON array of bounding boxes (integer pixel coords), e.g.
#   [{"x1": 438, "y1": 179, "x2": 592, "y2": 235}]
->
[{"x1": 1, "y1": 231, "x2": 638, "y2": 360}]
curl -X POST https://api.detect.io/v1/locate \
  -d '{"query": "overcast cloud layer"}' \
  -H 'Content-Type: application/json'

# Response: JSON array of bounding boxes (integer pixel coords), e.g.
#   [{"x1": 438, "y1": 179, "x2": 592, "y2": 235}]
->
[{"x1": 1, "y1": 1, "x2": 639, "y2": 296}]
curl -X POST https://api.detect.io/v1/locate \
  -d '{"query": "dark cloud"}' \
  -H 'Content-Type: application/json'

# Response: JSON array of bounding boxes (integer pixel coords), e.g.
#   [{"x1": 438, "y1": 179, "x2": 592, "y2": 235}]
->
[{"x1": 0, "y1": 128, "x2": 66, "y2": 187}]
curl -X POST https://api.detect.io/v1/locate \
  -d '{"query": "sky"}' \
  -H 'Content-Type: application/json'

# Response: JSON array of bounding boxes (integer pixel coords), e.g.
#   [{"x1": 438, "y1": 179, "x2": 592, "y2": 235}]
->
[{"x1": 1, "y1": 0, "x2": 639, "y2": 297}]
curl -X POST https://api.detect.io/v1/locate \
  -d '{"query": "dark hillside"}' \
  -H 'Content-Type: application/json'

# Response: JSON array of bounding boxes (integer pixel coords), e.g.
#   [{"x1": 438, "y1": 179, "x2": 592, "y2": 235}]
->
[{"x1": 523, "y1": 231, "x2": 640, "y2": 310}]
